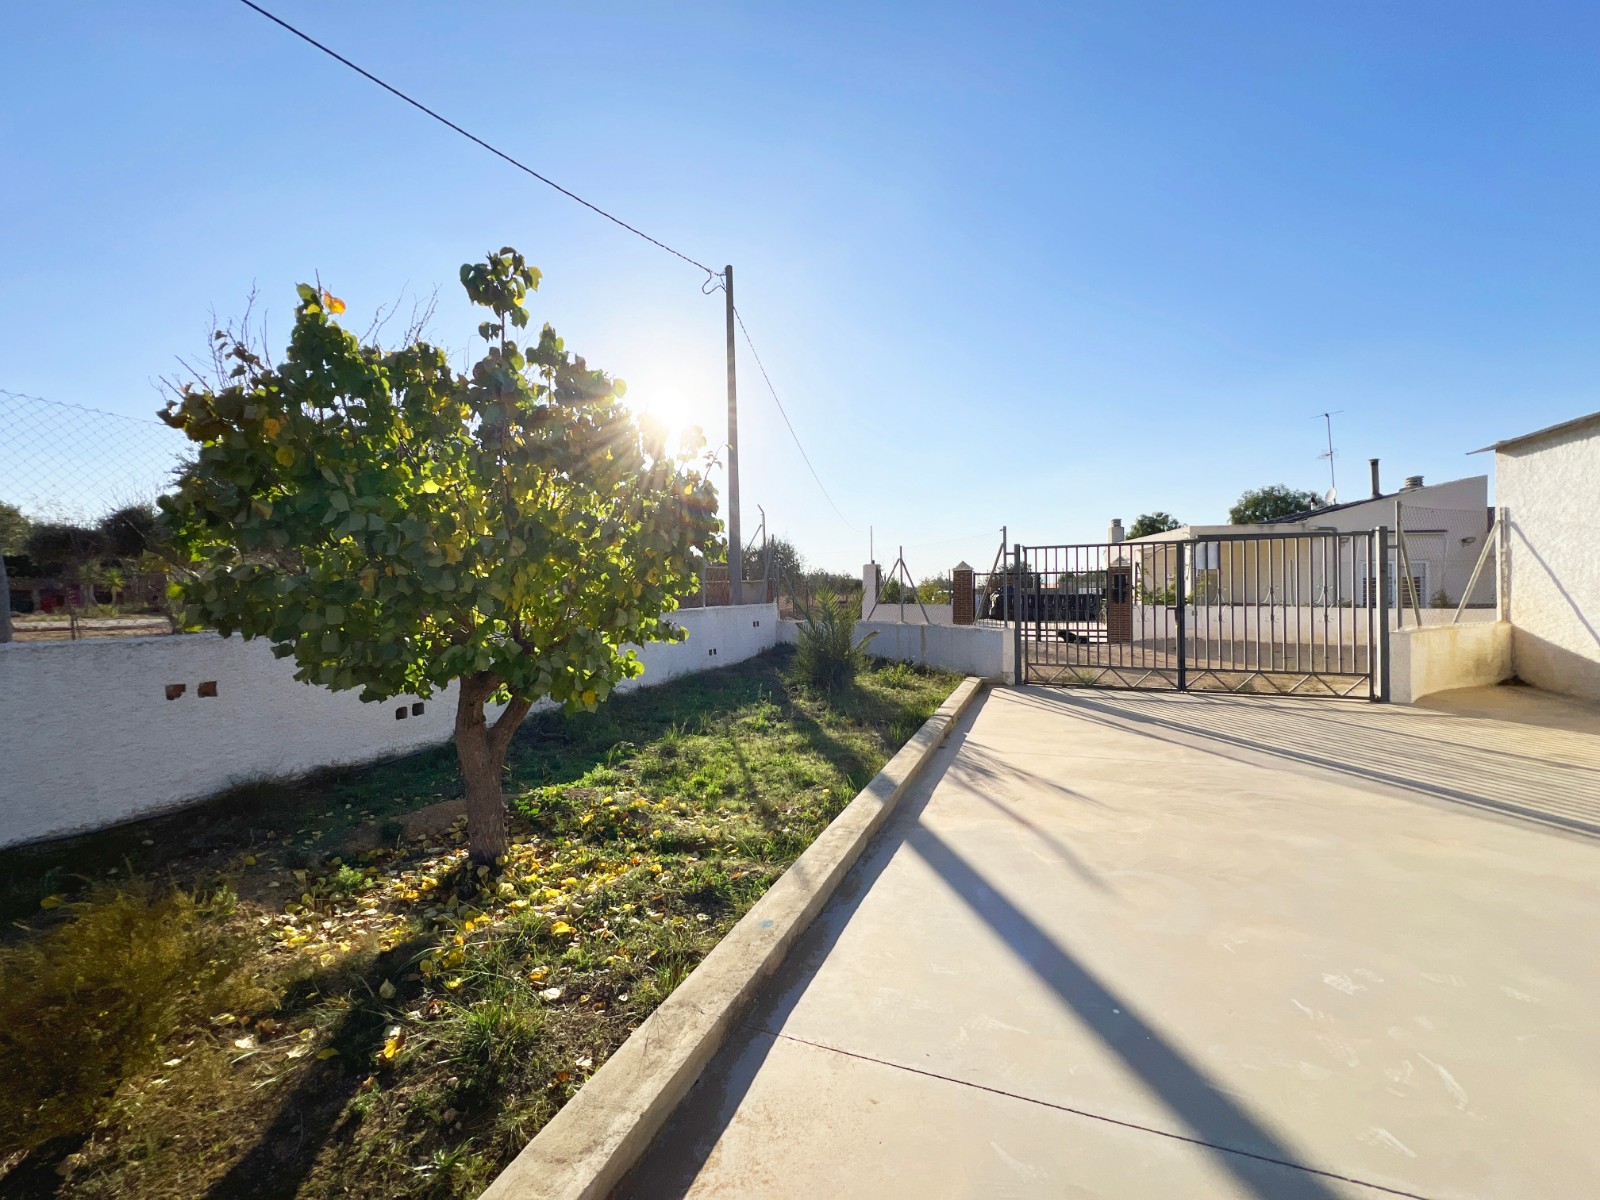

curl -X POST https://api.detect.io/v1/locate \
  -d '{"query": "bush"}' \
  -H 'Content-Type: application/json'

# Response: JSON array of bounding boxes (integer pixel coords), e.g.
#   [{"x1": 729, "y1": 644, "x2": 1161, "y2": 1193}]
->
[
  {"x1": 0, "y1": 883, "x2": 249, "y2": 1160},
  {"x1": 793, "y1": 590, "x2": 876, "y2": 690}
]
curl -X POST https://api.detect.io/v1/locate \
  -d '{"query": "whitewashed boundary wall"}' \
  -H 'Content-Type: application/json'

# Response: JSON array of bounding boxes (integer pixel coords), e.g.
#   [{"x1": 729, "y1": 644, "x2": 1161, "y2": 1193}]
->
[
  {"x1": 0, "y1": 604, "x2": 778, "y2": 849},
  {"x1": 1389, "y1": 621, "x2": 1513, "y2": 705},
  {"x1": 779, "y1": 618, "x2": 1009, "y2": 680}
]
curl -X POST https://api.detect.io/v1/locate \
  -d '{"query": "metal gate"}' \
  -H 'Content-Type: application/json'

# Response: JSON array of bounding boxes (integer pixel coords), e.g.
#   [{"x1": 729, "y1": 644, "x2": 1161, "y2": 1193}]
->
[{"x1": 1008, "y1": 530, "x2": 1389, "y2": 699}]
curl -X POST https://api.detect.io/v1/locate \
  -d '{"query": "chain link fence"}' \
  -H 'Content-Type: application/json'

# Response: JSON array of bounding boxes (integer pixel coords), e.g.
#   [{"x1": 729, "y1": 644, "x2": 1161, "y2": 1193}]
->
[
  {"x1": 2, "y1": 390, "x2": 190, "y2": 525},
  {"x1": 3, "y1": 390, "x2": 192, "y2": 640},
  {"x1": 1392, "y1": 502, "x2": 1497, "y2": 622}
]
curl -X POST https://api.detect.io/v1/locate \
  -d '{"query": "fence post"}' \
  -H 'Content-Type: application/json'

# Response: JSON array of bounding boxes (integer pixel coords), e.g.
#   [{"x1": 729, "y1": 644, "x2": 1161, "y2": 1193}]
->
[
  {"x1": 0, "y1": 552, "x2": 11, "y2": 643},
  {"x1": 1375, "y1": 526, "x2": 1391, "y2": 703},
  {"x1": 1012, "y1": 543, "x2": 1023, "y2": 686},
  {"x1": 1174, "y1": 542, "x2": 1187, "y2": 691},
  {"x1": 1496, "y1": 506, "x2": 1510, "y2": 623}
]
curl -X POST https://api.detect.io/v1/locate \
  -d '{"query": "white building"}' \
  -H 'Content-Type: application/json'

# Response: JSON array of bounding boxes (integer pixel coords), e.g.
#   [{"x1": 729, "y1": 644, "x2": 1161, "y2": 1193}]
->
[
  {"x1": 1475, "y1": 411, "x2": 1600, "y2": 702},
  {"x1": 1127, "y1": 468, "x2": 1492, "y2": 610}
]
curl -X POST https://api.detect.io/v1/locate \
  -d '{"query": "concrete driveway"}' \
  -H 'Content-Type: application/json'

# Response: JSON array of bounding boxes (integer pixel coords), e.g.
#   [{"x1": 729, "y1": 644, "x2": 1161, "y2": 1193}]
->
[{"x1": 618, "y1": 684, "x2": 1600, "y2": 1199}]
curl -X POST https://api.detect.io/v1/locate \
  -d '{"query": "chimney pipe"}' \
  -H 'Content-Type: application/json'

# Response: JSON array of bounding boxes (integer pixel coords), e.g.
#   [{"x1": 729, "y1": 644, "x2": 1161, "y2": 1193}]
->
[
  {"x1": 1108, "y1": 518, "x2": 1124, "y2": 544},
  {"x1": 1403, "y1": 475, "x2": 1424, "y2": 490},
  {"x1": 1369, "y1": 458, "x2": 1381, "y2": 499}
]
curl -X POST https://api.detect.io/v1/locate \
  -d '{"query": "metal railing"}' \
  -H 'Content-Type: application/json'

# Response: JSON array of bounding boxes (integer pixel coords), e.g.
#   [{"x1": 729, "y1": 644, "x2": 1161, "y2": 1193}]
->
[{"x1": 1010, "y1": 530, "x2": 1385, "y2": 699}]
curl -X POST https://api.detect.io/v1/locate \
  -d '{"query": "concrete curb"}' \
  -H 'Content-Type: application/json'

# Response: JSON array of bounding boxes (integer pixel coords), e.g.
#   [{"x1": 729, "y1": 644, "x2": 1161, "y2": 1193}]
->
[{"x1": 480, "y1": 676, "x2": 988, "y2": 1200}]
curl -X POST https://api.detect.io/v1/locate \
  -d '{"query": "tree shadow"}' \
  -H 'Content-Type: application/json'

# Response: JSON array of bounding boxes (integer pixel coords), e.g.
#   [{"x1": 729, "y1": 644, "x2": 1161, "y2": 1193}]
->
[
  {"x1": 199, "y1": 932, "x2": 437, "y2": 1200},
  {"x1": 621, "y1": 708, "x2": 1349, "y2": 1199},
  {"x1": 1015, "y1": 686, "x2": 1600, "y2": 841}
]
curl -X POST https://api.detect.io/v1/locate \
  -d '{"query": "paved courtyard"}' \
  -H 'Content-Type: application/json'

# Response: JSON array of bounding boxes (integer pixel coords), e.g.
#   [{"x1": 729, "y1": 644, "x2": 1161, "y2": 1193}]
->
[{"x1": 619, "y1": 683, "x2": 1600, "y2": 1199}]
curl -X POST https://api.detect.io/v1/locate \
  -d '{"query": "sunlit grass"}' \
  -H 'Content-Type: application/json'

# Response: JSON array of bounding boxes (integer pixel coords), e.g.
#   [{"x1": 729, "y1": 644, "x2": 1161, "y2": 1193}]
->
[{"x1": 0, "y1": 647, "x2": 958, "y2": 1199}]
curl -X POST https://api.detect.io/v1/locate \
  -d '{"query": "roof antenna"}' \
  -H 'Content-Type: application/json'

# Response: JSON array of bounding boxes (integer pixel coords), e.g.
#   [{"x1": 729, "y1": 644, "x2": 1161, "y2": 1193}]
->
[{"x1": 1313, "y1": 411, "x2": 1343, "y2": 503}]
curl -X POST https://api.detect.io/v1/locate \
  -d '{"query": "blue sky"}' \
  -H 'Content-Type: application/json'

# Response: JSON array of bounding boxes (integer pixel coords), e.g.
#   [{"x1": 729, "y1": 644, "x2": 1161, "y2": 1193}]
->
[{"x1": 4, "y1": 1, "x2": 1597, "y2": 574}]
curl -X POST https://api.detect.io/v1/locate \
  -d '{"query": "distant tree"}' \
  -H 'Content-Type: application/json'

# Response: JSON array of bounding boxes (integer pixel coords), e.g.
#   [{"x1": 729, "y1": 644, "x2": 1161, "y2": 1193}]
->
[
  {"x1": 1129, "y1": 512, "x2": 1182, "y2": 539},
  {"x1": 160, "y1": 248, "x2": 719, "y2": 864},
  {"x1": 1228, "y1": 485, "x2": 1323, "y2": 525},
  {"x1": 0, "y1": 502, "x2": 30, "y2": 556},
  {"x1": 23, "y1": 521, "x2": 102, "y2": 578},
  {"x1": 749, "y1": 536, "x2": 804, "y2": 587},
  {"x1": 917, "y1": 575, "x2": 952, "y2": 603},
  {"x1": 98, "y1": 504, "x2": 162, "y2": 558}
]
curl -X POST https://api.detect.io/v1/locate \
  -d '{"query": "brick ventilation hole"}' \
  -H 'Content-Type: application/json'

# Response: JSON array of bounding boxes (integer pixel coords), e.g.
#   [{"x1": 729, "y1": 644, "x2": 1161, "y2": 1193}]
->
[
  {"x1": 198, "y1": 681, "x2": 218, "y2": 698},
  {"x1": 411, "y1": 702, "x2": 424, "y2": 716},
  {"x1": 752, "y1": 619, "x2": 760, "y2": 627},
  {"x1": 395, "y1": 706, "x2": 409, "y2": 720},
  {"x1": 165, "y1": 683, "x2": 186, "y2": 701},
  {"x1": 708, "y1": 647, "x2": 718, "y2": 657}
]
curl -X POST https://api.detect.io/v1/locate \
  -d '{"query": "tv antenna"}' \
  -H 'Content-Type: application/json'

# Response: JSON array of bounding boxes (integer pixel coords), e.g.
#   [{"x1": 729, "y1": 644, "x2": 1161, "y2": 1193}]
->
[{"x1": 1312, "y1": 411, "x2": 1343, "y2": 503}]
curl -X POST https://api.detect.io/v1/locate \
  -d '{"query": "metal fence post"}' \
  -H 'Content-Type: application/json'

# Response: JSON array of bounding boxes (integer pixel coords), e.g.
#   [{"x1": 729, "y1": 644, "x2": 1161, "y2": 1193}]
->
[
  {"x1": 1174, "y1": 541, "x2": 1187, "y2": 691},
  {"x1": 1375, "y1": 526, "x2": 1391, "y2": 702},
  {"x1": 1012, "y1": 542, "x2": 1023, "y2": 686}
]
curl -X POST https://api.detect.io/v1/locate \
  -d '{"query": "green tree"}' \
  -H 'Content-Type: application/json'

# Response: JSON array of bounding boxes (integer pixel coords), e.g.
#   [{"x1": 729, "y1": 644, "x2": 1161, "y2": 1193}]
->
[
  {"x1": 160, "y1": 248, "x2": 720, "y2": 864},
  {"x1": 1228, "y1": 485, "x2": 1323, "y2": 525},
  {"x1": 0, "y1": 502, "x2": 30, "y2": 556},
  {"x1": 748, "y1": 535, "x2": 803, "y2": 587},
  {"x1": 1129, "y1": 511, "x2": 1182, "y2": 539}
]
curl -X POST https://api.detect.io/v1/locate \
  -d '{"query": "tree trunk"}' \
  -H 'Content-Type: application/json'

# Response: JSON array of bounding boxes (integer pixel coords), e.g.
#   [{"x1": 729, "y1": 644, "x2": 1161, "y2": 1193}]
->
[{"x1": 454, "y1": 675, "x2": 534, "y2": 867}]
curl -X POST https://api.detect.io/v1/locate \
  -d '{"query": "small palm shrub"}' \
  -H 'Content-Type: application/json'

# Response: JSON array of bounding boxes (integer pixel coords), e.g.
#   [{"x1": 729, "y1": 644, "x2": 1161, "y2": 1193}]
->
[
  {"x1": 0, "y1": 883, "x2": 251, "y2": 1160},
  {"x1": 793, "y1": 590, "x2": 876, "y2": 690}
]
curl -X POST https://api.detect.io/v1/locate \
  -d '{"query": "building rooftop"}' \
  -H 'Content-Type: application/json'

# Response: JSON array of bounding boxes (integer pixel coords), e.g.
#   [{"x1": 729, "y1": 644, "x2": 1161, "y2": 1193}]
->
[{"x1": 1471, "y1": 409, "x2": 1600, "y2": 455}]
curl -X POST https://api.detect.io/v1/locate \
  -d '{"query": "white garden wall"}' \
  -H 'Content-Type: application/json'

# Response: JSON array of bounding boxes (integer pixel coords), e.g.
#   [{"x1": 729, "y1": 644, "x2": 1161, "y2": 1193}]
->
[
  {"x1": 779, "y1": 618, "x2": 1009, "y2": 680},
  {"x1": 1388, "y1": 621, "x2": 1512, "y2": 705},
  {"x1": 0, "y1": 603, "x2": 778, "y2": 849}
]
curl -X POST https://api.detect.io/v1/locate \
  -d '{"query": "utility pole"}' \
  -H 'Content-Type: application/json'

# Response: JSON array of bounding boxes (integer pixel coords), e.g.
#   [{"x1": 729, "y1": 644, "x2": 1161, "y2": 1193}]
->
[{"x1": 724, "y1": 264, "x2": 743, "y2": 605}]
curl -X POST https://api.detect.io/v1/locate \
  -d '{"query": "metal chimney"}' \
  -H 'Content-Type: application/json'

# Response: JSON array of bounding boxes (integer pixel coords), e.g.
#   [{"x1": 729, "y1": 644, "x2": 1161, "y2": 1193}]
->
[
  {"x1": 1369, "y1": 458, "x2": 1381, "y2": 499},
  {"x1": 1403, "y1": 475, "x2": 1424, "y2": 490},
  {"x1": 1108, "y1": 518, "x2": 1124, "y2": 544}
]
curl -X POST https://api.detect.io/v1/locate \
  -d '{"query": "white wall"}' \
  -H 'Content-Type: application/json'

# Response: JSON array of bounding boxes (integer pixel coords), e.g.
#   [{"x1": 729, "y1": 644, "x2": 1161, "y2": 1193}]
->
[
  {"x1": 1388, "y1": 621, "x2": 1513, "y2": 705},
  {"x1": 778, "y1": 618, "x2": 1007, "y2": 679},
  {"x1": 0, "y1": 604, "x2": 778, "y2": 848},
  {"x1": 1498, "y1": 421, "x2": 1600, "y2": 702},
  {"x1": 860, "y1": 601, "x2": 955, "y2": 626}
]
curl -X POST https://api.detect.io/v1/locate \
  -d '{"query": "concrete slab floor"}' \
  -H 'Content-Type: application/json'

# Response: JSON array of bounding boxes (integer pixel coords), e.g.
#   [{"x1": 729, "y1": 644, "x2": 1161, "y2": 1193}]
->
[{"x1": 616, "y1": 685, "x2": 1600, "y2": 1200}]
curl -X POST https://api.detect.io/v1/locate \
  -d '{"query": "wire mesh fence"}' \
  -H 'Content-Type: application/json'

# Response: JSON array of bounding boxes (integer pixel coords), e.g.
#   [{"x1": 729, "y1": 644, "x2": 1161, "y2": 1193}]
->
[
  {"x1": 2, "y1": 390, "x2": 190, "y2": 526},
  {"x1": 3, "y1": 390, "x2": 191, "y2": 640},
  {"x1": 1392, "y1": 502, "x2": 1497, "y2": 623}
]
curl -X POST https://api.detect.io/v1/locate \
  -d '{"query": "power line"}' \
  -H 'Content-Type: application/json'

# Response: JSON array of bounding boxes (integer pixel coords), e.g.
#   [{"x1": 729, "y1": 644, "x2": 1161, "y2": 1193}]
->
[
  {"x1": 234, "y1": 2, "x2": 859, "y2": 534},
  {"x1": 234, "y1": 0, "x2": 716, "y2": 277},
  {"x1": 732, "y1": 308, "x2": 858, "y2": 532}
]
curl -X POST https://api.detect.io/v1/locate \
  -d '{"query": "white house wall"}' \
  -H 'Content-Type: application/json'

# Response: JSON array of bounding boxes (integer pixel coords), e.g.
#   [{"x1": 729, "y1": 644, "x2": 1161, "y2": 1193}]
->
[
  {"x1": 0, "y1": 603, "x2": 778, "y2": 848},
  {"x1": 1498, "y1": 423, "x2": 1600, "y2": 701}
]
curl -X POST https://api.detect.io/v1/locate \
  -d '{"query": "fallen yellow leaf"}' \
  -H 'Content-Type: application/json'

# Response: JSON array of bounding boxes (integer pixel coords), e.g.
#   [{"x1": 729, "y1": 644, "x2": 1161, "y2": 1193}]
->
[{"x1": 550, "y1": 920, "x2": 575, "y2": 937}]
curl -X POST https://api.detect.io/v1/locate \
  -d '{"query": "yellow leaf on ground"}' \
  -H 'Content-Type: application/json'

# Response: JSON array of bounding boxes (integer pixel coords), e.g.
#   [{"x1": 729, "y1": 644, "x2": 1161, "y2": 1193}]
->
[
  {"x1": 550, "y1": 920, "x2": 575, "y2": 936},
  {"x1": 316, "y1": 1048, "x2": 338, "y2": 1060},
  {"x1": 39, "y1": 895, "x2": 63, "y2": 909}
]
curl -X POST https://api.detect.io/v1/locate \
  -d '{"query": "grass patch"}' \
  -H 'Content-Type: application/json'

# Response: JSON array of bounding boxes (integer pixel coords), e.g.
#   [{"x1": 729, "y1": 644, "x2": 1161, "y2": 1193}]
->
[{"x1": 0, "y1": 647, "x2": 958, "y2": 1199}]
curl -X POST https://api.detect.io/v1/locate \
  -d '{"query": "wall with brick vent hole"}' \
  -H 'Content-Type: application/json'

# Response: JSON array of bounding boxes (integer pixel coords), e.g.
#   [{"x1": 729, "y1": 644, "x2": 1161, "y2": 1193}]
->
[{"x1": 0, "y1": 603, "x2": 778, "y2": 848}]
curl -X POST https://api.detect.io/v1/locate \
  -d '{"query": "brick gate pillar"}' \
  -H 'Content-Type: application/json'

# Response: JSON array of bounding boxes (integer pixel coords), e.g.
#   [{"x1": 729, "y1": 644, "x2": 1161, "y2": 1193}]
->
[{"x1": 952, "y1": 561, "x2": 975, "y2": 625}]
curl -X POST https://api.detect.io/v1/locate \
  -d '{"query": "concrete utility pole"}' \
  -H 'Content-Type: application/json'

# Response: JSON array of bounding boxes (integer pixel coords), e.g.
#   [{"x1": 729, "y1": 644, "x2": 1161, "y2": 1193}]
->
[{"x1": 723, "y1": 263, "x2": 743, "y2": 605}]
